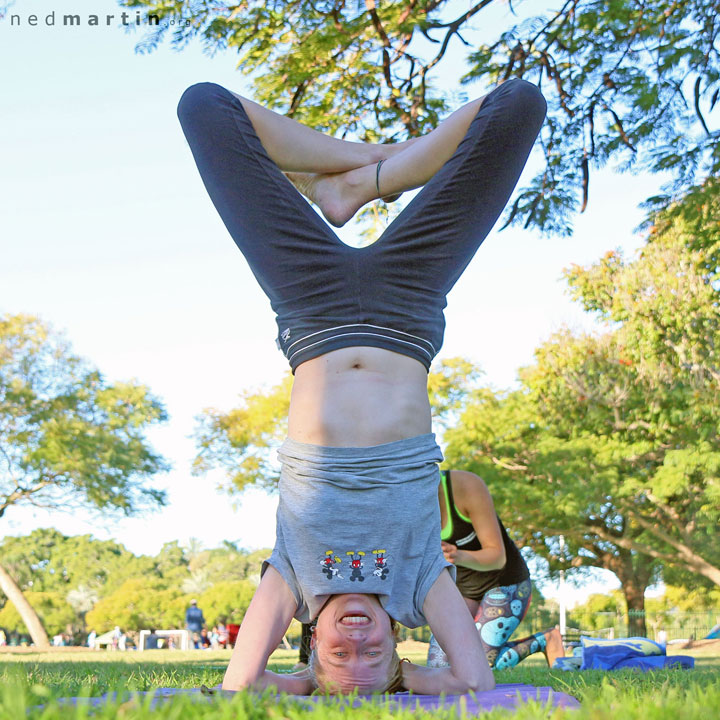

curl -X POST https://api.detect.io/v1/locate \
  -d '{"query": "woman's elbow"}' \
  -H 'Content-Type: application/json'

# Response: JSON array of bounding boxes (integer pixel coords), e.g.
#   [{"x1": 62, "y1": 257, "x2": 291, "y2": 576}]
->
[
  {"x1": 492, "y1": 547, "x2": 507, "y2": 570},
  {"x1": 221, "y1": 678, "x2": 246, "y2": 692},
  {"x1": 221, "y1": 670, "x2": 262, "y2": 692},
  {"x1": 466, "y1": 670, "x2": 496, "y2": 693},
  {"x1": 455, "y1": 663, "x2": 495, "y2": 694}
]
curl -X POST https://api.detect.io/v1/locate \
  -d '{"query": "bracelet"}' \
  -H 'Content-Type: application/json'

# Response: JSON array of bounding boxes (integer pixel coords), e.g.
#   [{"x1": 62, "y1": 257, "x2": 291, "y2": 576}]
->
[{"x1": 376, "y1": 158, "x2": 386, "y2": 197}]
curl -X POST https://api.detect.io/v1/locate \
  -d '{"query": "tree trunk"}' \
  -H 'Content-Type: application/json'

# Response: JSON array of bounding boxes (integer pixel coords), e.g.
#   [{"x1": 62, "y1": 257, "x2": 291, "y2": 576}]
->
[
  {"x1": 622, "y1": 575, "x2": 647, "y2": 638},
  {"x1": 606, "y1": 547, "x2": 653, "y2": 638},
  {"x1": 625, "y1": 513, "x2": 720, "y2": 587},
  {"x1": 0, "y1": 563, "x2": 50, "y2": 648}
]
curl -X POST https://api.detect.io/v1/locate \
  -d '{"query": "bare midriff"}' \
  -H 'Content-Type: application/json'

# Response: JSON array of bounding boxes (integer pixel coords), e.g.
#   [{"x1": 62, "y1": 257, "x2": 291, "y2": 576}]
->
[{"x1": 287, "y1": 347, "x2": 431, "y2": 446}]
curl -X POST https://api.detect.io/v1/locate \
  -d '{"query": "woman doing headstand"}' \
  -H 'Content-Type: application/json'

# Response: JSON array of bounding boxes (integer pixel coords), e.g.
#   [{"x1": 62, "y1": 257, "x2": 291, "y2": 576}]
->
[{"x1": 176, "y1": 77, "x2": 546, "y2": 694}]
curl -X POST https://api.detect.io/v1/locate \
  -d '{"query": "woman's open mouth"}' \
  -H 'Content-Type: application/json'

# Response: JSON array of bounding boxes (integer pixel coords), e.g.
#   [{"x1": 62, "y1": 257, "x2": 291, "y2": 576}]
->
[{"x1": 339, "y1": 614, "x2": 371, "y2": 626}]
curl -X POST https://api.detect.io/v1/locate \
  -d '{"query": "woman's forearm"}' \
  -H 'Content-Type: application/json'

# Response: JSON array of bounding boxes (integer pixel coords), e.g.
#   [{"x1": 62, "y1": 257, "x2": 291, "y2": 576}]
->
[
  {"x1": 402, "y1": 662, "x2": 495, "y2": 695},
  {"x1": 258, "y1": 670, "x2": 314, "y2": 694},
  {"x1": 222, "y1": 669, "x2": 313, "y2": 694},
  {"x1": 454, "y1": 547, "x2": 506, "y2": 572},
  {"x1": 221, "y1": 565, "x2": 298, "y2": 691}
]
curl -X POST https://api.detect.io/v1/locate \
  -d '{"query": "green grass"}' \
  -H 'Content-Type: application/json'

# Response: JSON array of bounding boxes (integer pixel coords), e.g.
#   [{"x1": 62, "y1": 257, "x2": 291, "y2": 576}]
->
[{"x1": 0, "y1": 646, "x2": 718, "y2": 719}]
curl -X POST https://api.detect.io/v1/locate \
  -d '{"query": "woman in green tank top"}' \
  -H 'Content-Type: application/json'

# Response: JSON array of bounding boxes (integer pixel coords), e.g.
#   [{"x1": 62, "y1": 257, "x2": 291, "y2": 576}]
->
[{"x1": 429, "y1": 469, "x2": 564, "y2": 669}]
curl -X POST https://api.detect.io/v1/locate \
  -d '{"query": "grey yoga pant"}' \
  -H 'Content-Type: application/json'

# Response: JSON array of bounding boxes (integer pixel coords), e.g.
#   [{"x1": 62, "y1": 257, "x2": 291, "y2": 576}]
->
[{"x1": 176, "y1": 79, "x2": 546, "y2": 372}]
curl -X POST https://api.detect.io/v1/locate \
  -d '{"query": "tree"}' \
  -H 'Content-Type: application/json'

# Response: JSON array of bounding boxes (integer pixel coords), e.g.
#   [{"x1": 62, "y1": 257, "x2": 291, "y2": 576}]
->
[
  {"x1": 428, "y1": 356, "x2": 485, "y2": 430},
  {"x1": 570, "y1": 591, "x2": 624, "y2": 633},
  {"x1": 0, "y1": 528, "x2": 159, "y2": 640},
  {"x1": 0, "y1": 315, "x2": 169, "y2": 647},
  {"x1": 197, "y1": 580, "x2": 256, "y2": 627},
  {"x1": 0, "y1": 590, "x2": 75, "y2": 638},
  {"x1": 66, "y1": 584, "x2": 100, "y2": 629},
  {"x1": 85, "y1": 579, "x2": 189, "y2": 633},
  {"x1": 442, "y1": 378, "x2": 664, "y2": 636},
  {"x1": 560, "y1": 187, "x2": 720, "y2": 584},
  {"x1": 0, "y1": 529, "x2": 156, "y2": 597},
  {"x1": 443, "y1": 188, "x2": 720, "y2": 634},
  {"x1": 127, "y1": 0, "x2": 718, "y2": 235},
  {"x1": 0, "y1": 529, "x2": 274, "y2": 639},
  {"x1": 647, "y1": 584, "x2": 720, "y2": 614},
  {"x1": 644, "y1": 584, "x2": 720, "y2": 638},
  {"x1": 193, "y1": 374, "x2": 292, "y2": 494},
  {"x1": 186, "y1": 541, "x2": 270, "y2": 585}
]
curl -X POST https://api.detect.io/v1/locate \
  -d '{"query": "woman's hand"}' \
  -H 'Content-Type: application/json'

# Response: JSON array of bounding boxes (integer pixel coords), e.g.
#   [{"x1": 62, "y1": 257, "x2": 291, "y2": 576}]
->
[
  {"x1": 441, "y1": 541, "x2": 458, "y2": 563},
  {"x1": 442, "y1": 471, "x2": 507, "y2": 572}
]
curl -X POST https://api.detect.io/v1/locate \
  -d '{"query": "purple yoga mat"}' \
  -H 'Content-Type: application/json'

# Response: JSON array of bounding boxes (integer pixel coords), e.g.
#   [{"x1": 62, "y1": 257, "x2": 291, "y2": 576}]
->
[
  {"x1": 55, "y1": 684, "x2": 580, "y2": 712},
  {"x1": 283, "y1": 684, "x2": 581, "y2": 712}
]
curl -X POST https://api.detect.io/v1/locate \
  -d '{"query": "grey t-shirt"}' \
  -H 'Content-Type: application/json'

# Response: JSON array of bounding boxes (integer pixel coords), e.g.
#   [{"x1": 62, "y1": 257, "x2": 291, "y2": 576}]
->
[{"x1": 264, "y1": 433, "x2": 455, "y2": 628}]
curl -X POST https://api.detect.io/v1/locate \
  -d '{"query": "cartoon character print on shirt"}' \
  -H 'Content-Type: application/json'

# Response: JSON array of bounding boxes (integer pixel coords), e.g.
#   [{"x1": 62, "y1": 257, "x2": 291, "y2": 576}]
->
[
  {"x1": 346, "y1": 551, "x2": 365, "y2": 581},
  {"x1": 372, "y1": 549, "x2": 389, "y2": 580},
  {"x1": 320, "y1": 551, "x2": 343, "y2": 580}
]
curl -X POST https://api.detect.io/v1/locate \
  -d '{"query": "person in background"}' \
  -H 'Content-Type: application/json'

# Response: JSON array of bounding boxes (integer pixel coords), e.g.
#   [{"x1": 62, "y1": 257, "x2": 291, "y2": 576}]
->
[
  {"x1": 217, "y1": 623, "x2": 228, "y2": 649},
  {"x1": 185, "y1": 599, "x2": 206, "y2": 649},
  {"x1": 427, "y1": 469, "x2": 564, "y2": 670},
  {"x1": 87, "y1": 629, "x2": 97, "y2": 650},
  {"x1": 145, "y1": 629, "x2": 160, "y2": 650},
  {"x1": 111, "y1": 626, "x2": 121, "y2": 651}
]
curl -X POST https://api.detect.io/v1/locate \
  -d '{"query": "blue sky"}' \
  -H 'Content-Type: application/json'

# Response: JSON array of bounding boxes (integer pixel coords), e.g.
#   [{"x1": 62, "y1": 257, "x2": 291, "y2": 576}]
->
[{"x1": 0, "y1": 0, "x2": 664, "y2": 605}]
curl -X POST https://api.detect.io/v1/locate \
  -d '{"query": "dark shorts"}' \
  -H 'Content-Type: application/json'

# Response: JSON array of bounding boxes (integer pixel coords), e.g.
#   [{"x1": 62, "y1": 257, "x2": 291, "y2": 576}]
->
[
  {"x1": 176, "y1": 79, "x2": 546, "y2": 372},
  {"x1": 455, "y1": 564, "x2": 530, "y2": 601}
]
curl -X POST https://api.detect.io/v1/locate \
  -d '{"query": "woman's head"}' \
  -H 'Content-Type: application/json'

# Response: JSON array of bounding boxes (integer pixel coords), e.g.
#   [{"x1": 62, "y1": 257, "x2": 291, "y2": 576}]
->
[{"x1": 307, "y1": 594, "x2": 404, "y2": 694}]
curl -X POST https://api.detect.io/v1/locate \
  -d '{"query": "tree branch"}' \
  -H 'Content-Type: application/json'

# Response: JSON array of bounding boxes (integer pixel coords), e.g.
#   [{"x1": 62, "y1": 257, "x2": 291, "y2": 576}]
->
[{"x1": 424, "y1": 0, "x2": 494, "y2": 74}]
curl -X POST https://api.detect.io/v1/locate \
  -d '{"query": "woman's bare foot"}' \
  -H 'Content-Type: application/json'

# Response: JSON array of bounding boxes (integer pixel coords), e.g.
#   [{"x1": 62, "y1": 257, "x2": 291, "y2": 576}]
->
[
  {"x1": 284, "y1": 137, "x2": 421, "y2": 226},
  {"x1": 285, "y1": 166, "x2": 379, "y2": 228}
]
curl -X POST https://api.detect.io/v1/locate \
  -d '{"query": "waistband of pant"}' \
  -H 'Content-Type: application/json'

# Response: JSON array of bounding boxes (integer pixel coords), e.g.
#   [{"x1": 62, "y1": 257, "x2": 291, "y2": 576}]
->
[{"x1": 282, "y1": 323, "x2": 436, "y2": 372}]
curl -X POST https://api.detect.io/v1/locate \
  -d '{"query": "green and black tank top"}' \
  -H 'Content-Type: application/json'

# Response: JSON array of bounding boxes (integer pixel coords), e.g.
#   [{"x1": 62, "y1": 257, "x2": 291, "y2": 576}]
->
[{"x1": 440, "y1": 469, "x2": 529, "y2": 600}]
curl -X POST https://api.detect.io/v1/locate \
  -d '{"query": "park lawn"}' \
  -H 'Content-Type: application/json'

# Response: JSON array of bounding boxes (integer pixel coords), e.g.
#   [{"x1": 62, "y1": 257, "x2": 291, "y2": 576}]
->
[{"x1": 0, "y1": 645, "x2": 718, "y2": 720}]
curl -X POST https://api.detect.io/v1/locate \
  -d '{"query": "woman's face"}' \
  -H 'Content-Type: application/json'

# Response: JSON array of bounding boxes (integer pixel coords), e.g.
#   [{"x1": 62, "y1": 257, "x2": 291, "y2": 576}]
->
[{"x1": 311, "y1": 594, "x2": 396, "y2": 693}]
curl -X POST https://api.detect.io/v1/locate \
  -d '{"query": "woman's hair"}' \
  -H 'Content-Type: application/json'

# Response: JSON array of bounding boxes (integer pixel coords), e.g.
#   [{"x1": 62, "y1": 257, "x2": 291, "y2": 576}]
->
[{"x1": 307, "y1": 618, "x2": 405, "y2": 694}]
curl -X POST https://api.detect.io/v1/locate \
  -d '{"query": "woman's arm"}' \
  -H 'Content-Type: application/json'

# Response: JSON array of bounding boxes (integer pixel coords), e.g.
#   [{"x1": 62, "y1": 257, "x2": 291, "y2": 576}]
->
[
  {"x1": 402, "y1": 569, "x2": 495, "y2": 694},
  {"x1": 442, "y1": 470, "x2": 506, "y2": 572},
  {"x1": 222, "y1": 565, "x2": 314, "y2": 694}
]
